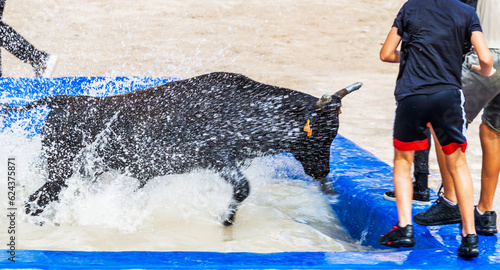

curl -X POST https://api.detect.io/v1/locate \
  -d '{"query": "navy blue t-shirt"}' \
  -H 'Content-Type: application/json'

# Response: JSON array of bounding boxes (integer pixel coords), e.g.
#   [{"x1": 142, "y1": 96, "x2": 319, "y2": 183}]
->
[{"x1": 393, "y1": 0, "x2": 482, "y2": 101}]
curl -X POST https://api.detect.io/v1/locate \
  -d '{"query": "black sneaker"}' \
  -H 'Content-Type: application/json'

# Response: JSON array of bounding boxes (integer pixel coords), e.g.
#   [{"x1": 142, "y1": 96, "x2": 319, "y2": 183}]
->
[
  {"x1": 383, "y1": 188, "x2": 431, "y2": 205},
  {"x1": 475, "y1": 207, "x2": 498, "y2": 236},
  {"x1": 458, "y1": 234, "x2": 479, "y2": 258},
  {"x1": 413, "y1": 196, "x2": 461, "y2": 226},
  {"x1": 379, "y1": 224, "x2": 415, "y2": 247}
]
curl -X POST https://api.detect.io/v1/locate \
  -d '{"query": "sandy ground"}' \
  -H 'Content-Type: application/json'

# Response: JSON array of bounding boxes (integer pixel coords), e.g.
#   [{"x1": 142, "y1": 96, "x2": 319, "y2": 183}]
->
[{"x1": 0, "y1": 0, "x2": 491, "y2": 208}]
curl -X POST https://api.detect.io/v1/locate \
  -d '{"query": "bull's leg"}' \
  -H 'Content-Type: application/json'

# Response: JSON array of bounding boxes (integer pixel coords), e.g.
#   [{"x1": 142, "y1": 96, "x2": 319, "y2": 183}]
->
[
  {"x1": 25, "y1": 180, "x2": 67, "y2": 216},
  {"x1": 136, "y1": 176, "x2": 151, "y2": 190},
  {"x1": 25, "y1": 155, "x2": 74, "y2": 216},
  {"x1": 219, "y1": 167, "x2": 250, "y2": 226},
  {"x1": 128, "y1": 165, "x2": 154, "y2": 190}
]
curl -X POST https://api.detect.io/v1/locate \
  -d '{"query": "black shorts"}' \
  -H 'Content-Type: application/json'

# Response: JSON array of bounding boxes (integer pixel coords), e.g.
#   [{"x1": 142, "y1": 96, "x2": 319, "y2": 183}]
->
[{"x1": 393, "y1": 89, "x2": 468, "y2": 155}]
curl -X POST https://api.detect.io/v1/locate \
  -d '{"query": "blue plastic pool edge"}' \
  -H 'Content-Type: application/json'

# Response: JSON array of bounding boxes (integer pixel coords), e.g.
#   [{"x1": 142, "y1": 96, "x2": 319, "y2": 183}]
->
[{"x1": 1, "y1": 77, "x2": 499, "y2": 269}]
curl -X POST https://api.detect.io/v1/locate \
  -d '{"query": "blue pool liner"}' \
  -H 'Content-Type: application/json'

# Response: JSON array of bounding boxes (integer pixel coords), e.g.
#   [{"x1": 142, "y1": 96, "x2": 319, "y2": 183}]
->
[{"x1": 0, "y1": 76, "x2": 499, "y2": 269}]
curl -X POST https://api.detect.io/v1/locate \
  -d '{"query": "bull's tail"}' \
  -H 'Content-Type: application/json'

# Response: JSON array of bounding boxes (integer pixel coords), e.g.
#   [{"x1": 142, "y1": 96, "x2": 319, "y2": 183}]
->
[{"x1": 1, "y1": 95, "x2": 70, "y2": 115}]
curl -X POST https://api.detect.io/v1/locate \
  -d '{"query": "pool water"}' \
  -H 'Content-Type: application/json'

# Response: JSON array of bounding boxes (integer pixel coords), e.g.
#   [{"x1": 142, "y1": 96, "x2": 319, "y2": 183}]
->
[{"x1": 0, "y1": 76, "x2": 371, "y2": 253}]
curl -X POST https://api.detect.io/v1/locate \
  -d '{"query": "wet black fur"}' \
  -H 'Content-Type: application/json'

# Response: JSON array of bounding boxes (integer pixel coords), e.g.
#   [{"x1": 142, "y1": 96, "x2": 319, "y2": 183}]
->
[{"x1": 3, "y1": 72, "x2": 349, "y2": 226}]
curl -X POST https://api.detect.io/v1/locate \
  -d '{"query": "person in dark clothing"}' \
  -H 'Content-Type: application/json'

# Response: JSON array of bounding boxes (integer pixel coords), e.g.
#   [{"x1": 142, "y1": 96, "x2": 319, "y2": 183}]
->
[
  {"x1": 382, "y1": 0, "x2": 481, "y2": 206},
  {"x1": 378, "y1": 0, "x2": 494, "y2": 258},
  {"x1": 413, "y1": 0, "x2": 500, "y2": 238},
  {"x1": 0, "y1": 0, "x2": 56, "y2": 77}
]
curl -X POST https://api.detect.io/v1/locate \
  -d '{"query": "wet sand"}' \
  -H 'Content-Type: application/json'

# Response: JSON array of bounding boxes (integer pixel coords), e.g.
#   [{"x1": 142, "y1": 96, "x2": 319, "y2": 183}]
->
[{"x1": 0, "y1": 0, "x2": 491, "y2": 213}]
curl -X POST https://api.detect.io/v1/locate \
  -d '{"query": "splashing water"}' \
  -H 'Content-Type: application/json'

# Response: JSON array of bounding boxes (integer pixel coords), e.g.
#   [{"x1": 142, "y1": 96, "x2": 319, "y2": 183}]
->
[
  {"x1": 0, "y1": 122, "x2": 373, "y2": 252},
  {"x1": 0, "y1": 75, "x2": 373, "y2": 253}
]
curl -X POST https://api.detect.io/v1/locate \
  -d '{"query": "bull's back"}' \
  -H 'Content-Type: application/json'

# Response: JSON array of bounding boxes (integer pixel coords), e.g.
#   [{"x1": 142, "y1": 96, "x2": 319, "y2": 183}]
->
[
  {"x1": 113, "y1": 72, "x2": 316, "y2": 127},
  {"x1": 115, "y1": 72, "x2": 315, "y2": 143},
  {"x1": 97, "y1": 73, "x2": 317, "y2": 168}
]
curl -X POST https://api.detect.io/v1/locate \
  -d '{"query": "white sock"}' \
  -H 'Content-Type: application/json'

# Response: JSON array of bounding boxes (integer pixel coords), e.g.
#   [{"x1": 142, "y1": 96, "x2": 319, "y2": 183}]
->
[
  {"x1": 476, "y1": 207, "x2": 484, "y2": 215},
  {"x1": 443, "y1": 196, "x2": 457, "y2": 206}
]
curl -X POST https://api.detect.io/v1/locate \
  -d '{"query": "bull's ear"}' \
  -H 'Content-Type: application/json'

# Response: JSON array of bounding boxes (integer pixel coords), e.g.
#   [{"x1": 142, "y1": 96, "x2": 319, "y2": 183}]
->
[
  {"x1": 333, "y1": 82, "x2": 363, "y2": 99},
  {"x1": 315, "y1": 94, "x2": 332, "y2": 108}
]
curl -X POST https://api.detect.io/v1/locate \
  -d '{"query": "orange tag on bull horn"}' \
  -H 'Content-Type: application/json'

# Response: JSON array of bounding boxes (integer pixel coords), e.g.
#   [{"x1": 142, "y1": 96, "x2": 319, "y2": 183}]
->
[{"x1": 303, "y1": 119, "x2": 312, "y2": 136}]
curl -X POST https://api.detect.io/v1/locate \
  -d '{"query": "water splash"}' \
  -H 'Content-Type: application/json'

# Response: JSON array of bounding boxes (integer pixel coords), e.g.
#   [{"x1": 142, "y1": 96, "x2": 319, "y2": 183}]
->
[
  {"x1": 0, "y1": 75, "x2": 371, "y2": 252},
  {"x1": 0, "y1": 127, "x2": 374, "y2": 252}
]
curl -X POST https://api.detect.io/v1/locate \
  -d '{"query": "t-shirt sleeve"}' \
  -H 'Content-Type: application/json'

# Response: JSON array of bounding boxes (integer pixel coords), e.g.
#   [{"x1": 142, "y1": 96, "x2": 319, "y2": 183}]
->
[
  {"x1": 469, "y1": 10, "x2": 482, "y2": 33},
  {"x1": 392, "y1": 5, "x2": 405, "y2": 37}
]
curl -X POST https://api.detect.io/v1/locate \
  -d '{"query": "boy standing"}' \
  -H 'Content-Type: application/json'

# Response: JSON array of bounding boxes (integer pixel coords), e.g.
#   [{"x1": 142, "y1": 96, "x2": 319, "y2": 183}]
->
[
  {"x1": 378, "y1": 0, "x2": 494, "y2": 258},
  {"x1": 413, "y1": 0, "x2": 500, "y2": 236}
]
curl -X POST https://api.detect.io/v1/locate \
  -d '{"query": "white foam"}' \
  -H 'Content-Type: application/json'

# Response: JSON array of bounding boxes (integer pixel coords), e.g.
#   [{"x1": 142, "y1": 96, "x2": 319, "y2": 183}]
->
[{"x1": 0, "y1": 128, "x2": 370, "y2": 252}]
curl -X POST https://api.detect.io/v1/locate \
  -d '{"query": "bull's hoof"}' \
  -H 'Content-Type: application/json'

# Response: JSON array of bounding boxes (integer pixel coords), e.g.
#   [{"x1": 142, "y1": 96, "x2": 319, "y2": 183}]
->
[
  {"x1": 25, "y1": 181, "x2": 66, "y2": 216},
  {"x1": 25, "y1": 203, "x2": 44, "y2": 216},
  {"x1": 222, "y1": 211, "x2": 236, "y2": 226}
]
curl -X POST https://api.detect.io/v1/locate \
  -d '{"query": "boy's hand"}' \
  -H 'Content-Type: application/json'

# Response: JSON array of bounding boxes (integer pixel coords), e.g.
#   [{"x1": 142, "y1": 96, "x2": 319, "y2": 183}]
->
[{"x1": 472, "y1": 65, "x2": 497, "y2": 77}]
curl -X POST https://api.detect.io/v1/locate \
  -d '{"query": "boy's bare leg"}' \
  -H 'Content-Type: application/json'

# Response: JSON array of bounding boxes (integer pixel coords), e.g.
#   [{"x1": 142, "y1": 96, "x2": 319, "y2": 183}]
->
[
  {"x1": 430, "y1": 126, "x2": 458, "y2": 202},
  {"x1": 444, "y1": 148, "x2": 476, "y2": 235},
  {"x1": 477, "y1": 122, "x2": 500, "y2": 213},
  {"x1": 394, "y1": 149, "x2": 415, "y2": 226}
]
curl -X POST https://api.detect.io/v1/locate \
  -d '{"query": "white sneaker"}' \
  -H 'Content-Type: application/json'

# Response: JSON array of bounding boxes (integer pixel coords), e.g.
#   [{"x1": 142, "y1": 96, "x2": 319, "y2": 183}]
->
[{"x1": 42, "y1": 54, "x2": 58, "y2": 77}]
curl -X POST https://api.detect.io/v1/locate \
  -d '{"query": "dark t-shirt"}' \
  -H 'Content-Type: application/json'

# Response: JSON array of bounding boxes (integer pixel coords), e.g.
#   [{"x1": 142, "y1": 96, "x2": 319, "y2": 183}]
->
[{"x1": 392, "y1": 0, "x2": 482, "y2": 101}]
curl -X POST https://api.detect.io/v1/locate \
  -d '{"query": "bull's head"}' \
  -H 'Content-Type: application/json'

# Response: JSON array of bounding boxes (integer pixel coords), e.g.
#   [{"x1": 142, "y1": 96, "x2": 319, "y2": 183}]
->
[
  {"x1": 303, "y1": 82, "x2": 362, "y2": 137},
  {"x1": 294, "y1": 82, "x2": 362, "y2": 191}
]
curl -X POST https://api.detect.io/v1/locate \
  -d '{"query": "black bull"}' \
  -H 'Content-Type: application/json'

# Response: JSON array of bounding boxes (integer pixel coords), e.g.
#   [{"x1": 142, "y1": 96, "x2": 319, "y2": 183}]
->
[{"x1": 2, "y1": 72, "x2": 361, "y2": 226}]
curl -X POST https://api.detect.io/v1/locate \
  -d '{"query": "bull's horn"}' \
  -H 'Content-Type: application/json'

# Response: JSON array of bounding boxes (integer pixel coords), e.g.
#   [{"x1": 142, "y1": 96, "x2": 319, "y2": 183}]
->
[{"x1": 333, "y1": 82, "x2": 363, "y2": 99}]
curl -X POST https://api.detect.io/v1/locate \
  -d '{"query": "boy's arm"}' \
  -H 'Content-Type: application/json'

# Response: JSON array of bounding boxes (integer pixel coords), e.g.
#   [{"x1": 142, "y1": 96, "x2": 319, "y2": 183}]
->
[
  {"x1": 470, "y1": 31, "x2": 496, "y2": 77},
  {"x1": 380, "y1": 27, "x2": 402, "y2": 63}
]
